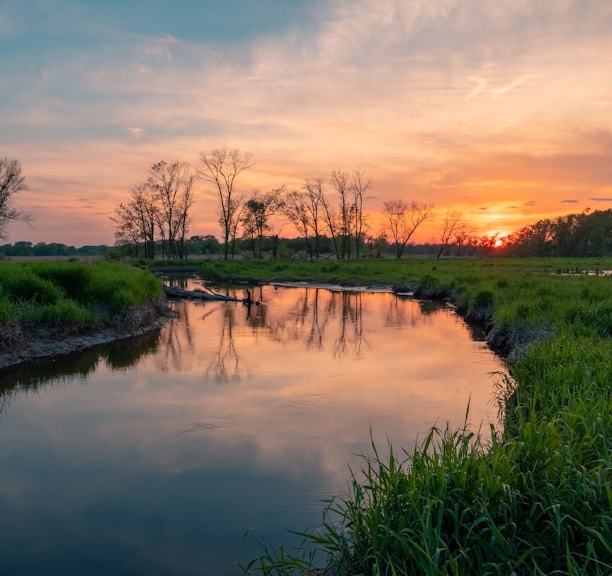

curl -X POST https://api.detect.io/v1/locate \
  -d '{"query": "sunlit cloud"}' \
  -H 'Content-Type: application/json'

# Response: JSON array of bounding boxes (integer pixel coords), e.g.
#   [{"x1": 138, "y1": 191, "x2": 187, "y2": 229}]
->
[
  {"x1": 144, "y1": 34, "x2": 176, "y2": 60},
  {"x1": 492, "y1": 75, "x2": 533, "y2": 96},
  {"x1": 466, "y1": 76, "x2": 488, "y2": 100},
  {"x1": 126, "y1": 127, "x2": 145, "y2": 139}
]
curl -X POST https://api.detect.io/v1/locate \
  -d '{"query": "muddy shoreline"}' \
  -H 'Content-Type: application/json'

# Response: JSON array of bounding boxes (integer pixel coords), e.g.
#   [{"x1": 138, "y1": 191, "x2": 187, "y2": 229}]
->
[{"x1": 0, "y1": 298, "x2": 175, "y2": 373}]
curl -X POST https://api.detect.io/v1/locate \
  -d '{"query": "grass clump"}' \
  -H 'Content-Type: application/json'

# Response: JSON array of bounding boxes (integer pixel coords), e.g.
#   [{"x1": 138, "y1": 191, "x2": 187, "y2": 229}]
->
[{"x1": 0, "y1": 260, "x2": 163, "y2": 334}]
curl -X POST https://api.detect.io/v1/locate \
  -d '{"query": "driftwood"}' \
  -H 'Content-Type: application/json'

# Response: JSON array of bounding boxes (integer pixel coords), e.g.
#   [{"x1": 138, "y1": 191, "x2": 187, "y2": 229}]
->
[{"x1": 163, "y1": 284, "x2": 256, "y2": 304}]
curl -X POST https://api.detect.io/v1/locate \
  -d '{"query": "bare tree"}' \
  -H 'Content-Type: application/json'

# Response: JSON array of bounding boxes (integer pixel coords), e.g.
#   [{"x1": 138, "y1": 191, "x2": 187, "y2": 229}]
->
[
  {"x1": 241, "y1": 186, "x2": 284, "y2": 258},
  {"x1": 302, "y1": 178, "x2": 325, "y2": 258},
  {"x1": 350, "y1": 169, "x2": 372, "y2": 258},
  {"x1": 382, "y1": 199, "x2": 433, "y2": 258},
  {"x1": 0, "y1": 157, "x2": 33, "y2": 240},
  {"x1": 148, "y1": 161, "x2": 196, "y2": 259},
  {"x1": 111, "y1": 183, "x2": 157, "y2": 258},
  {"x1": 331, "y1": 170, "x2": 351, "y2": 258},
  {"x1": 283, "y1": 188, "x2": 313, "y2": 259},
  {"x1": 320, "y1": 191, "x2": 340, "y2": 258},
  {"x1": 435, "y1": 209, "x2": 472, "y2": 259},
  {"x1": 111, "y1": 161, "x2": 195, "y2": 259},
  {"x1": 198, "y1": 148, "x2": 254, "y2": 260}
]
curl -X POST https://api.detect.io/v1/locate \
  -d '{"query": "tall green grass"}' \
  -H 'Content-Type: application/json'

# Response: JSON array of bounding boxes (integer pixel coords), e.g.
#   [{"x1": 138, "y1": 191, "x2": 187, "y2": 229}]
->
[
  {"x1": 0, "y1": 260, "x2": 162, "y2": 330},
  {"x1": 208, "y1": 258, "x2": 612, "y2": 576}
]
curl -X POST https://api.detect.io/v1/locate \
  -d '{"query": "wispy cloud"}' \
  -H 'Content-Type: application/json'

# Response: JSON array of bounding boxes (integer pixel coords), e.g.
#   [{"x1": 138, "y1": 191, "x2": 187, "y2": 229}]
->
[
  {"x1": 466, "y1": 76, "x2": 488, "y2": 100},
  {"x1": 144, "y1": 34, "x2": 176, "y2": 61},
  {"x1": 2, "y1": 0, "x2": 612, "y2": 244}
]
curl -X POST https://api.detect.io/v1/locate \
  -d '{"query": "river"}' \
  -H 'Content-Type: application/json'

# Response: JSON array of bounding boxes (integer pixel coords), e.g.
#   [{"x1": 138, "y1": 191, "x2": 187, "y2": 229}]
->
[{"x1": 0, "y1": 283, "x2": 505, "y2": 575}]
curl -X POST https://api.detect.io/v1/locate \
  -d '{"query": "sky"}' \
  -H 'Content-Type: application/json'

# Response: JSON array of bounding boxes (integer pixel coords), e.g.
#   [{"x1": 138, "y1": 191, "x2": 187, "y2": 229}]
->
[{"x1": 1, "y1": 0, "x2": 611, "y2": 246}]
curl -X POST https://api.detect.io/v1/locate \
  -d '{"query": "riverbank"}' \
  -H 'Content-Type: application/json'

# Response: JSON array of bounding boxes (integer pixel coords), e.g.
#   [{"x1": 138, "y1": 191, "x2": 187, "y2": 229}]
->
[
  {"x1": 0, "y1": 297, "x2": 173, "y2": 372},
  {"x1": 0, "y1": 260, "x2": 174, "y2": 373}
]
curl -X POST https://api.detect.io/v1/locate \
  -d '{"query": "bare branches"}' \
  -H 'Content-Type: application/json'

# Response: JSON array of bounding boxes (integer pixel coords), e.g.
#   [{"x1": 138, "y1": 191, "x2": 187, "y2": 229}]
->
[
  {"x1": 110, "y1": 161, "x2": 196, "y2": 259},
  {"x1": 0, "y1": 157, "x2": 33, "y2": 240},
  {"x1": 436, "y1": 209, "x2": 473, "y2": 259},
  {"x1": 241, "y1": 186, "x2": 284, "y2": 258},
  {"x1": 382, "y1": 199, "x2": 433, "y2": 258},
  {"x1": 198, "y1": 148, "x2": 254, "y2": 260},
  {"x1": 350, "y1": 169, "x2": 373, "y2": 258},
  {"x1": 283, "y1": 188, "x2": 314, "y2": 259}
]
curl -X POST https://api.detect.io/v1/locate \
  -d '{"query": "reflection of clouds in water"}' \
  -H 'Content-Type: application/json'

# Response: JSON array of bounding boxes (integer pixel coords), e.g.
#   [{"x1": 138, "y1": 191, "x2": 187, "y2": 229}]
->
[
  {"x1": 0, "y1": 285, "x2": 506, "y2": 573},
  {"x1": 111, "y1": 286, "x2": 503, "y2": 485}
]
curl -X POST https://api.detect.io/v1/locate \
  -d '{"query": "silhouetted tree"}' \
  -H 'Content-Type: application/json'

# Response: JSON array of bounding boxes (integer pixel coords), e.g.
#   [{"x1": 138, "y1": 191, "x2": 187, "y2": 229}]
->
[
  {"x1": 331, "y1": 170, "x2": 352, "y2": 258},
  {"x1": 351, "y1": 169, "x2": 372, "y2": 259},
  {"x1": 283, "y1": 188, "x2": 314, "y2": 259},
  {"x1": 0, "y1": 157, "x2": 33, "y2": 239},
  {"x1": 198, "y1": 147, "x2": 253, "y2": 260},
  {"x1": 241, "y1": 187, "x2": 284, "y2": 258},
  {"x1": 111, "y1": 161, "x2": 195, "y2": 259},
  {"x1": 382, "y1": 199, "x2": 433, "y2": 258},
  {"x1": 435, "y1": 209, "x2": 472, "y2": 258},
  {"x1": 148, "y1": 160, "x2": 195, "y2": 259},
  {"x1": 503, "y1": 209, "x2": 612, "y2": 257}
]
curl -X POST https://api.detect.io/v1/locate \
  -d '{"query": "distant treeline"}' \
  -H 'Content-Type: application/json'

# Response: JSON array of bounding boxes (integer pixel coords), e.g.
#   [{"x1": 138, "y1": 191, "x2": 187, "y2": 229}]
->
[
  {"x1": 3, "y1": 209, "x2": 610, "y2": 260},
  {"x1": 0, "y1": 241, "x2": 111, "y2": 258},
  {"x1": 499, "y1": 208, "x2": 612, "y2": 258}
]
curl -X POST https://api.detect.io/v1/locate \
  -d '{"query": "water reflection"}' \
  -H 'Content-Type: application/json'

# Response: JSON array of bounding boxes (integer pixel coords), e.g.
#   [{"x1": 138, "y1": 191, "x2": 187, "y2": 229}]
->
[
  {"x1": 0, "y1": 331, "x2": 161, "y2": 413},
  {"x1": 0, "y1": 285, "x2": 504, "y2": 575}
]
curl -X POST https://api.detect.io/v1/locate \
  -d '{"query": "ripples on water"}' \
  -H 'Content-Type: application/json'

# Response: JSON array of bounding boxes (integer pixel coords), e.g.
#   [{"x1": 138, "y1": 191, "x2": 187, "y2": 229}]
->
[{"x1": 0, "y1": 284, "x2": 506, "y2": 575}]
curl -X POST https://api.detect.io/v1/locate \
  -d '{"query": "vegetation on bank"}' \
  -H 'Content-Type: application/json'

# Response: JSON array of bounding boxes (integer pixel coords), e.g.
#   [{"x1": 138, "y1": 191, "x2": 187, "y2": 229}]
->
[
  {"x1": 0, "y1": 261, "x2": 163, "y2": 344},
  {"x1": 178, "y1": 257, "x2": 611, "y2": 576}
]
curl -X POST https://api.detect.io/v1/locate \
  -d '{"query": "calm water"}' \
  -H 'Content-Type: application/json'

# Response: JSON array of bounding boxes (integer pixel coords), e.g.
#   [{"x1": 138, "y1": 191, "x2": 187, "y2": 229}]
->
[{"x1": 0, "y1": 284, "x2": 505, "y2": 575}]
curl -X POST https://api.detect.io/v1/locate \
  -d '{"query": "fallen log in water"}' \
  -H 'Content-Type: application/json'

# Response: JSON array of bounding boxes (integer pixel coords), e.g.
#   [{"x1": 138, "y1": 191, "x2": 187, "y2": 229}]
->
[{"x1": 163, "y1": 284, "x2": 243, "y2": 302}]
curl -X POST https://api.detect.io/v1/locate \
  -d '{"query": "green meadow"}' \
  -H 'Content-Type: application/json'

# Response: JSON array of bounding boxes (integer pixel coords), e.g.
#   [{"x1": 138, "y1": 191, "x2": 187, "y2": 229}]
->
[{"x1": 187, "y1": 257, "x2": 611, "y2": 576}]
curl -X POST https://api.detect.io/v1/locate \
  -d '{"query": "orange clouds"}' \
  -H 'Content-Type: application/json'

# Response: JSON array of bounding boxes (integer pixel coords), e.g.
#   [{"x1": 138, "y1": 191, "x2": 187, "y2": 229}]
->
[{"x1": 2, "y1": 0, "x2": 611, "y2": 245}]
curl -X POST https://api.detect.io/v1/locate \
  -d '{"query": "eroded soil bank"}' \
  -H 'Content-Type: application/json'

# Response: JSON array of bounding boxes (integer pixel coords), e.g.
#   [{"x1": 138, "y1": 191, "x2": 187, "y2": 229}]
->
[{"x1": 0, "y1": 298, "x2": 174, "y2": 373}]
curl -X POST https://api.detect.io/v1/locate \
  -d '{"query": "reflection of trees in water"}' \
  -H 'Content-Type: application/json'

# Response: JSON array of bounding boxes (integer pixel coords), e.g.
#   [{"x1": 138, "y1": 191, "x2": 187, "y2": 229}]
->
[
  {"x1": 156, "y1": 287, "x2": 454, "y2": 384},
  {"x1": 245, "y1": 285, "x2": 267, "y2": 328},
  {"x1": 157, "y1": 300, "x2": 246, "y2": 384},
  {"x1": 257, "y1": 288, "x2": 333, "y2": 350},
  {"x1": 333, "y1": 291, "x2": 366, "y2": 359},
  {"x1": 206, "y1": 305, "x2": 244, "y2": 384},
  {"x1": 385, "y1": 295, "x2": 439, "y2": 329},
  {"x1": 156, "y1": 301, "x2": 197, "y2": 371},
  {"x1": 0, "y1": 330, "x2": 161, "y2": 415},
  {"x1": 247, "y1": 288, "x2": 369, "y2": 359}
]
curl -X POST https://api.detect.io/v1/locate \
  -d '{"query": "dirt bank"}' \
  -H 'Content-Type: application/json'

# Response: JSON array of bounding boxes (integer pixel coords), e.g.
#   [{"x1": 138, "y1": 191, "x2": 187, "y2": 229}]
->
[{"x1": 0, "y1": 298, "x2": 175, "y2": 373}]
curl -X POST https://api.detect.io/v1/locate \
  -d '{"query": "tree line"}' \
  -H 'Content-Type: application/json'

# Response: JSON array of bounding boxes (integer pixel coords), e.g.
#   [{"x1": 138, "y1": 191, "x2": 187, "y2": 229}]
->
[
  {"x1": 498, "y1": 208, "x2": 612, "y2": 258},
  {"x1": 110, "y1": 147, "x2": 446, "y2": 261},
  {"x1": 0, "y1": 241, "x2": 110, "y2": 258},
  {"x1": 2, "y1": 154, "x2": 611, "y2": 259}
]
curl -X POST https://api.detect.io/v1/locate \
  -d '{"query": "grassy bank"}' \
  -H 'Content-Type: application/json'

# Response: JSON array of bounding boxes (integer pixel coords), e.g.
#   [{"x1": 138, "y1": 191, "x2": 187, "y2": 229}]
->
[
  {"x1": 187, "y1": 258, "x2": 611, "y2": 575},
  {"x1": 0, "y1": 260, "x2": 163, "y2": 351}
]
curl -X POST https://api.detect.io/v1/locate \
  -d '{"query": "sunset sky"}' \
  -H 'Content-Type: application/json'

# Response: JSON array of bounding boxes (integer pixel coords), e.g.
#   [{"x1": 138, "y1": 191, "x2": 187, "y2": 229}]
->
[{"x1": 2, "y1": 0, "x2": 611, "y2": 246}]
